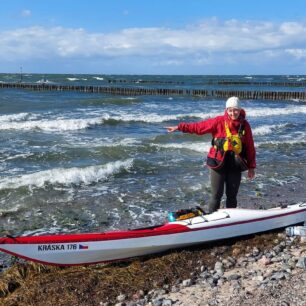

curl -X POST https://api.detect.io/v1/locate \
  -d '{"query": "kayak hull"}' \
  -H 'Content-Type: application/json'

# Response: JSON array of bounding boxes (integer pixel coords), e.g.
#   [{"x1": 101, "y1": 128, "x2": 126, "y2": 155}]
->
[{"x1": 1, "y1": 203, "x2": 306, "y2": 266}]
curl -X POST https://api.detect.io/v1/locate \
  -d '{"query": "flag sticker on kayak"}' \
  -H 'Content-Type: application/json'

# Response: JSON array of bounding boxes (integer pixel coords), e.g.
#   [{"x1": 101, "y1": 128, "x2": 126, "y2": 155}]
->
[{"x1": 79, "y1": 244, "x2": 89, "y2": 250}]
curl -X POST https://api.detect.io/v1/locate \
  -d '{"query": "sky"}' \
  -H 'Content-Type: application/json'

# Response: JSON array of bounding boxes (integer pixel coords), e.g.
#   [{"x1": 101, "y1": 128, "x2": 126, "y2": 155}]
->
[{"x1": 1, "y1": 0, "x2": 306, "y2": 75}]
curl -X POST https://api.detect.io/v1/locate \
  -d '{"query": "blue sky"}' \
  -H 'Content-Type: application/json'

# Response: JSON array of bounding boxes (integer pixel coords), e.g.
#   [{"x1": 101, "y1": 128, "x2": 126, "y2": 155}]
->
[{"x1": 1, "y1": 0, "x2": 306, "y2": 74}]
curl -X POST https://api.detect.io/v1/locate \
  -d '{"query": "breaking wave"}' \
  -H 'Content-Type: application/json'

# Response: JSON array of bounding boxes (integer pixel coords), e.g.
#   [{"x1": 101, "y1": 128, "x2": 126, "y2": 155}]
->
[
  {"x1": 2, "y1": 106, "x2": 305, "y2": 132},
  {"x1": 0, "y1": 159, "x2": 133, "y2": 190},
  {"x1": 93, "y1": 77, "x2": 104, "y2": 81},
  {"x1": 101, "y1": 106, "x2": 306, "y2": 124},
  {"x1": 102, "y1": 111, "x2": 219, "y2": 124},
  {"x1": 0, "y1": 117, "x2": 103, "y2": 132},
  {"x1": 0, "y1": 113, "x2": 36, "y2": 122},
  {"x1": 252, "y1": 123, "x2": 288, "y2": 136},
  {"x1": 256, "y1": 136, "x2": 306, "y2": 148},
  {"x1": 247, "y1": 105, "x2": 306, "y2": 118}
]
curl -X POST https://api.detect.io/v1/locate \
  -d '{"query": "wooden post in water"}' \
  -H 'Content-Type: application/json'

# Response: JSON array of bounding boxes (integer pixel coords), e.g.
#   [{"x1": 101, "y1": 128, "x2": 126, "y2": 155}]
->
[{"x1": 0, "y1": 82, "x2": 305, "y2": 101}]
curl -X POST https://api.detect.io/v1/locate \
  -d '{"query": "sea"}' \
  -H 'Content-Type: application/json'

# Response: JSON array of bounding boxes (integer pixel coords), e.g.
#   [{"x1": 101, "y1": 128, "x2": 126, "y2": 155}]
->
[{"x1": 0, "y1": 74, "x2": 305, "y2": 247}]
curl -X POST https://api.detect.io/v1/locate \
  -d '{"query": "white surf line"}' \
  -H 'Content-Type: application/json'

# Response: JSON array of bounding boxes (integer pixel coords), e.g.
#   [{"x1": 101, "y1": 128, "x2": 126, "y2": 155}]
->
[{"x1": 0, "y1": 159, "x2": 134, "y2": 190}]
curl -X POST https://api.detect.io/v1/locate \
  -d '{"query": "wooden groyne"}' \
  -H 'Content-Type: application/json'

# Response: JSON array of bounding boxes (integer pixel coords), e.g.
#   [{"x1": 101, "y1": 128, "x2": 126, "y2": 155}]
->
[
  {"x1": 212, "y1": 90, "x2": 306, "y2": 101},
  {"x1": 107, "y1": 78, "x2": 306, "y2": 87},
  {"x1": 216, "y1": 80, "x2": 306, "y2": 87},
  {"x1": 0, "y1": 82, "x2": 306, "y2": 101}
]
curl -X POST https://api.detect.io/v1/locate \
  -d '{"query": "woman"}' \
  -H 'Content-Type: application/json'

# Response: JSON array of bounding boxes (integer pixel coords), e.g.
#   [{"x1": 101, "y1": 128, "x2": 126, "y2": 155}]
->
[{"x1": 166, "y1": 96, "x2": 256, "y2": 213}]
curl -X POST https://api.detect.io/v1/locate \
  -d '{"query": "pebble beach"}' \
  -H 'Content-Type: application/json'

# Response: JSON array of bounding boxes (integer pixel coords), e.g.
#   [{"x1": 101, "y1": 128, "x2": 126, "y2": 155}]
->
[
  {"x1": 140, "y1": 235, "x2": 306, "y2": 306},
  {"x1": 105, "y1": 234, "x2": 306, "y2": 306}
]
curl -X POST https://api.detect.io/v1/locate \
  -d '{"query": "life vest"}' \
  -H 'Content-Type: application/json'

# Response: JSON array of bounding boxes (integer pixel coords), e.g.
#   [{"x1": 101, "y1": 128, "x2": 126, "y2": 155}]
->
[
  {"x1": 212, "y1": 122, "x2": 244, "y2": 154},
  {"x1": 222, "y1": 121, "x2": 244, "y2": 154},
  {"x1": 209, "y1": 121, "x2": 248, "y2": 171}
]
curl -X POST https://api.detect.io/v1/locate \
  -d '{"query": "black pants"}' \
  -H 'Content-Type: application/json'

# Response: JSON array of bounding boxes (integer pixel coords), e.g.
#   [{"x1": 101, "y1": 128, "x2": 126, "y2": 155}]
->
[{"x1": 209, "y1": 167, "x2": 241, "y2": 213}]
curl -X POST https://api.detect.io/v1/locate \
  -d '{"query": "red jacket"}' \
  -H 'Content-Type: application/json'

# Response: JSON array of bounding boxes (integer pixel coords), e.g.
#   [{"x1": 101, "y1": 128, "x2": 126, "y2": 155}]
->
[{"x1": 178, "y1": 109, "x2": 256, "y2": 169}]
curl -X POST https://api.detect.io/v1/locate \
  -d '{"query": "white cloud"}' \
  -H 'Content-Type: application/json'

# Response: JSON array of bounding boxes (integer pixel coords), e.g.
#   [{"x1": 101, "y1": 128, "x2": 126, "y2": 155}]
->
[
  {"x1": 21, "y1": 10, "x2": 32, "y2": 18},
  {"x1": 2, "y1": 19, "x2": 306, "y2": 72},
  {"x1": 285, "y1": 48, "x2": 306, "y2": 59}
]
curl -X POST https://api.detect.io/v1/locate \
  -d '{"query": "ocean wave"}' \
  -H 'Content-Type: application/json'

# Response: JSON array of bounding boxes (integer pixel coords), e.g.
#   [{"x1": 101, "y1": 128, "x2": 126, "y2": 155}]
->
[
  {"x1": 0, "y1": 159, "x2": 133, "y2": 190},
  {"x1": 21, "y1": 226, "x2": 71, "y2": 237},
  {"x1": 36, "y1": 79, "x2": 54, "y2": 84},
  {"x1": 152, "y1": 142, "x2": 211, "y2": 154},
  {"x1": 66, "y1": 77, "x2": 88, "y2": 81},
  {"x1": 93, "y1": 77, "x2": 104, "y2": 81},
  {"x1": 0, "y1": 112, "x2": 36, "y2": 122},
  {"x1": 256, "y1": 137, "x2": 306, "y2": 148},
  {"x1": 252, "y1": 123, "x2": 288, "y2": 136},
  {"x1": 0, "y1": 117, "x2": 102, "y2": 132},
  {"x1": 59, "y1": 136, "x2": 142, "y2": 149},
  {"x1": 102, "y1": 106, "x2": 306, "y2": 124},
  {"x1": 4, "y1": 152, "x2": 35, "y2": 161},
  {"x1": 101, "y1": 138, "x2": 142, "y2": 147},
  {"x1": 156, "y1": 136, "x2": 305, "y2": 153},
  {"x1": 247, "y1": 105, "x2": 306, "y2": 118},
  {"x1": 103, "y1": 111, "x2": 218, "y2": 124},
  {"x1": 81, "y1": 97, "x2": 140, "y2": 106}
]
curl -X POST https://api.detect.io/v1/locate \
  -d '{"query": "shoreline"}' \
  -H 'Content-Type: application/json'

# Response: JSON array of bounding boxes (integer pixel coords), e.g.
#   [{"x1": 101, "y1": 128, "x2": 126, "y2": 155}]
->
[{"x1": 1, "y1": 229, "x2": 306, "y2": 305}]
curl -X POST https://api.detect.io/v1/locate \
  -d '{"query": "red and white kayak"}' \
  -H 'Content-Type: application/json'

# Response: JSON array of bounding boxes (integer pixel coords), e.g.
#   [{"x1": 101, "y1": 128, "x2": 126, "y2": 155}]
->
[{"x1": 0, "y1": 203, "x2": 306, "y2": 266}]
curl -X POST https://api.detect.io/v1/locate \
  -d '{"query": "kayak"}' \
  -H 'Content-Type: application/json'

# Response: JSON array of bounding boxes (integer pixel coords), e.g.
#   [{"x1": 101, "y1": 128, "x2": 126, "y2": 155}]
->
[{"x1": 0, "y1": 203, "x2": 306, "y2": 266}]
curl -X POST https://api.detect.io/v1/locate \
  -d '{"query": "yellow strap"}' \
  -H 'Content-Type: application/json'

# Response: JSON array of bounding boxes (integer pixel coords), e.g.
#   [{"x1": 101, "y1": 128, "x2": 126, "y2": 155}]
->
[{"x1": 225, "y1": 121, "x2": 232, "y2": 138}]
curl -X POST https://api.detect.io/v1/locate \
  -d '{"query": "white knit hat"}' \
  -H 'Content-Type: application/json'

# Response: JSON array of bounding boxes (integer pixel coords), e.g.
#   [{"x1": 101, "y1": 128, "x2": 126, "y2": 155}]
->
[{"x1": 226, "y1": 96, "x2": 241, "y2": 109}]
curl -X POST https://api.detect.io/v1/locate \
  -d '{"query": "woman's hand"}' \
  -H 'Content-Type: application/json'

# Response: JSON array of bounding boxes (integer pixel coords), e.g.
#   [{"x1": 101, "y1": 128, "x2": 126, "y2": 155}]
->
[
  {"x1": 166, "y1": 126, "x2": 178, "y2": 133},
  {"x1": 247, "y1": 168, "x2": 255, "y2": 179}
]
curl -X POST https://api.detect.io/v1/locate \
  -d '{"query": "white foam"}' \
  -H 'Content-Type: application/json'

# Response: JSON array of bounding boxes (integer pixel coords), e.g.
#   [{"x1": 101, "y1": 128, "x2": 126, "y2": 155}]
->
[
  {"x1": 0, "y1": 205, "x2": 20, "y2": 216},
  {"x1": 252, "y1": 123, "x2": 288, "y2": 136},
  {"x1": 61, "y1": 136, "x2": 141, "y2": 148},
  {"x1": 36, "y1": 79, "x2": 53, "y2": 84},
  {"x1": 67, "y1": 78, "x2": 79, "y2": 81},
  {"x1": 108, "y1": 111, "x2": 219, "y2": 123},
  {"x1": 4, "y1": 153, "x2": 34, "y2": 161},
  {"x1": 0, "y1": 117, "x2": 102, "y2": 132},
  {"x1": 0, "y1": 159, "x2": 133, "y2": 190},
  {"x1": 247, "y1": 105, "x2": 306, "y2": 118},
  {"x1": 93, "y1": 77, "x2": 104, "y2": 81},
  {"x1": 268, "y1": 176, "x2": 300, "y2": 186},
  {"x1": 0, "y1": 113, "x2": 35, "y2": 122},
  {"x1": 153, "y1": 142, "x2": 211, "y2": 153},
  {"x1": 22, "y1": 226, "x2": 71, "y2": 236},
  {"x1": 122, "y1": 97, "x2": 137, "y2": 100},
  {"x1": 256, "y1": 135, "x2": 306, "y2": 147}
]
